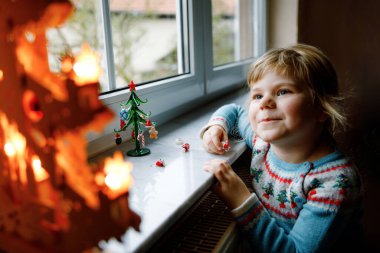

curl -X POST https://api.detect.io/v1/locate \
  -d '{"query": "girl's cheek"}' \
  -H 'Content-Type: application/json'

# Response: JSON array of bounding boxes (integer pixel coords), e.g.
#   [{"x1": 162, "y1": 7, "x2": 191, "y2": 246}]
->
[{"x1": 248, "y1": 104, "x2": 257, "y2": 128}]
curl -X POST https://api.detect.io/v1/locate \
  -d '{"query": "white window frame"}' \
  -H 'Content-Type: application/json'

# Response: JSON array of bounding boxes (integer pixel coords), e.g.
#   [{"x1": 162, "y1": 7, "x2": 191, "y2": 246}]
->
[{"x1": 87, "y1": 0, "x2": 267, "y2": 156}]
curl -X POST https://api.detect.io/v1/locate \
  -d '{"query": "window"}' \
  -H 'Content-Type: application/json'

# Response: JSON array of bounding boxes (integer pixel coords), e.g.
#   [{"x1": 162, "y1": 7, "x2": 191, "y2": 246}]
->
[
  {"x1": 212, "y1": 0, "x2": 254, "y2": 66},
  {"x1": 46, "y1": 1, "x2": 107, "y2": 89},
  {"x1": 46, "y1": 0, "x2": 189, "y2": 93},
  {"x1": 45, "y1": 0, "x2": 266, "y2": 155},
  {"x1": 109, "y1": 0, "x2": 189, "y2": 91}
]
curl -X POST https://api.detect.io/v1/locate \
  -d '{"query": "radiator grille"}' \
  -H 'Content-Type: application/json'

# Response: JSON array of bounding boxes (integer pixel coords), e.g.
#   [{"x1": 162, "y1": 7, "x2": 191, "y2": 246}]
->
[
  {"x1": 148, "y1": 149, "x2": 252, "y2": 253},
  {"x1": 149, "y1": 191, "x2": 232, "y2": 253}
]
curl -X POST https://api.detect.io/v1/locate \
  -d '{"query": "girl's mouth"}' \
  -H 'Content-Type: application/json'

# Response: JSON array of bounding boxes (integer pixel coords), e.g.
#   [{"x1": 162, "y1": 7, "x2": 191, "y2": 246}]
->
[{"x1": 260, "y1": 118, "x2": 280, "y2": 123}]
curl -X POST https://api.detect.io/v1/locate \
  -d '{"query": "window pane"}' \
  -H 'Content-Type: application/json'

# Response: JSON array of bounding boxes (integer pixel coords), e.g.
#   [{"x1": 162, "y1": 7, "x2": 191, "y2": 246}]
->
[
  {"x1": 212, "y1": 0, "x2": 254, "y2": 66},
  {"x1": 46, "y1": 0, "x2": 108, "y2": 92},
  {"x1": 109, "y1": 0, "x2": 187, "y2": 90}
]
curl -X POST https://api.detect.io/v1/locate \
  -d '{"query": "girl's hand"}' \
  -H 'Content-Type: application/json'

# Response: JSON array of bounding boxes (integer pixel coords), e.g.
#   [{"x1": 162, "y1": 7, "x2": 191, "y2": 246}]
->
[
  {"x1": 202, "y1": 125, "x2": 228, "y2": 155},
  {"x1": 203, "y1": 159, "x2": 251, "y2": 209}
]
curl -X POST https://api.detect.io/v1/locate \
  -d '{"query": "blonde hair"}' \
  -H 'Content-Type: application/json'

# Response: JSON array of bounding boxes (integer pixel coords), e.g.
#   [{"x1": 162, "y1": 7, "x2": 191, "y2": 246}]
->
[{"x1": 247, "y1": 44, "x2": 347, "y2": 138}]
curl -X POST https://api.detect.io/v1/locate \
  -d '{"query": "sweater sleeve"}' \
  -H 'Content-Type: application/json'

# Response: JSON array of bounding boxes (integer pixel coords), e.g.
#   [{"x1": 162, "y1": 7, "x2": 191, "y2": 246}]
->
[
  {"x1": 199, "y1": 103, "x2": 254, "y2": 149},
  {"x1": 231, "y1": 165, "x2": 362, "y2": 253}
]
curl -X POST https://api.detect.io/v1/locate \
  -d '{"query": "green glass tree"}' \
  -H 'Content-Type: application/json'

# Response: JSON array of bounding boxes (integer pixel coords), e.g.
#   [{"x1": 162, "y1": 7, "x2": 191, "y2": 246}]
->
[{"x1": 114, "y1": 80, "x2": 154, "y2": 157}]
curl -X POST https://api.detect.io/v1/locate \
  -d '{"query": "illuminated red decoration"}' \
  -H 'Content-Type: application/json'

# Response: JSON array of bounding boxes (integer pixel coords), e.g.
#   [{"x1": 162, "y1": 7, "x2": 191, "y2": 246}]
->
[
  {"x1": 60, "y1": 54, "x2": 74, "y2": 74},
  {"x1": 0, "y1": 1, "x2": 140, "y2": 252},
  {"x1": 22, "y1": 89, "x2": 44, "y2": 122},
  {"x1": 72, "y1": 43, "x2": 101, "y2": 85}
]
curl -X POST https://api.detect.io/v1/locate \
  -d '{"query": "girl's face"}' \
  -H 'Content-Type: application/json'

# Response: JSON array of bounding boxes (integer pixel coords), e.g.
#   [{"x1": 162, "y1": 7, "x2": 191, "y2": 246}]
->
[{"x1": 248, "y1": 71, "x2": 325, "y2": 146}]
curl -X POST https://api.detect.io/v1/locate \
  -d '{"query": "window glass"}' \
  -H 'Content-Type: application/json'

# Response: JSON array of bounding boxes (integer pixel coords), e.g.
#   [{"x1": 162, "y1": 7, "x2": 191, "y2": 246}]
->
[
  {"x1": 43, "y1": 0, "x2": 266, "y2": 155},
  {"x1": 109, "y1": 0, "x2": 187, "y2": 90},
  {"x1": 212, "y1": 0, "x2": 254, "y2": 66},
  {"x1": 45, "y1": 0, "x2": 108, "y2": 92},
  {"x1": 46, "y1": 0, "x2": 188, "y2": 93}
]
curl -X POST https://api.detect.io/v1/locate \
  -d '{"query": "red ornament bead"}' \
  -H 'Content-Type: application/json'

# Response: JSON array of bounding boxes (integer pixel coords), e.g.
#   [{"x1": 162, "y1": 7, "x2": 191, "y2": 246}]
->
[
  {"x1": 223, "y1": 140, "x2": 230, "y2": 152},
  {"x1": 155, "y1": 159, "x2": 165, "y2": 167},
  {"x1": 182, "y1": 143, "x2": 190, "y2": 152}
]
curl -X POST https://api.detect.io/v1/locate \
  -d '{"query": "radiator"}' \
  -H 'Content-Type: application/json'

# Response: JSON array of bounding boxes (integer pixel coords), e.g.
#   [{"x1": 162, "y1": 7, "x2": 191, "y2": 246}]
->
[{"x1": 148, "y1": 149, "x2": 252, "y2": 253}]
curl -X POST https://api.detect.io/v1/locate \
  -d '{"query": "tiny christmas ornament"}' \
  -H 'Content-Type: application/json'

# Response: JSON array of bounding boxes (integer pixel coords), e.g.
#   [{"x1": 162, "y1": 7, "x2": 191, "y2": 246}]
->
[
  {"x1": 119, "y1": 108, "x2": 129, "y2": 121},
  {"x1": 145, "y1": 118, "x2": 152, "y2": 127},
  {"x1": 175, "y1": 138, "x2": 184, "y2": 145},
  {"x1": 114, "y1": 80, "x2": 158, "y2": 157},
  {"x1": 222, "y1": 139, "x2": 230, "y2": 152},
  {"x1": 149, "y1": 126, "x2": 158, "y2": 139},
  {"x1": 137, "y1": 131, "x2": 145, "y2": 147},
  {"x1": 115, "y1": 133, "x2": 122, "y2": 145},
  {"x1": 182, "y1": 143, "x2": 190, "y2": 152},
  {"x1": 155, "y1": 159, "x2": 165, "y2": 167}
]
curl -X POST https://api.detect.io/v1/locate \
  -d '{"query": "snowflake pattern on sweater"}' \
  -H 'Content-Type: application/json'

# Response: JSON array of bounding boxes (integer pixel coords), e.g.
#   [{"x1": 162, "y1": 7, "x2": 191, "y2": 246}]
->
[{"x1": 202, "y1": 104, "x2": 363, "y2": 253}]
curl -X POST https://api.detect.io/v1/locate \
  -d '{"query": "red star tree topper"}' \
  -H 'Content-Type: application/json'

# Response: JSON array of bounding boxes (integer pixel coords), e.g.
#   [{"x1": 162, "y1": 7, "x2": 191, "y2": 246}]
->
[{"x1": 128, "y1": 80, "x2": 136, "y2": 91}]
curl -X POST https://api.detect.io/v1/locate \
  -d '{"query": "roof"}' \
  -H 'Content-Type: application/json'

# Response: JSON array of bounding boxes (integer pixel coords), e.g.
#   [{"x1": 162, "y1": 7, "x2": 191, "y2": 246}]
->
[{"x1": 109, "y1": 0, "x2": 235, "y2": 15}]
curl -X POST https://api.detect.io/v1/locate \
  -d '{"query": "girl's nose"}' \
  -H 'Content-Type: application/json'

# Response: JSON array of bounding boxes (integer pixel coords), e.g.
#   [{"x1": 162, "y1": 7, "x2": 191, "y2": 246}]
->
[{"x1": 259, "y1": 95, "x2": 276, "y2": 109}]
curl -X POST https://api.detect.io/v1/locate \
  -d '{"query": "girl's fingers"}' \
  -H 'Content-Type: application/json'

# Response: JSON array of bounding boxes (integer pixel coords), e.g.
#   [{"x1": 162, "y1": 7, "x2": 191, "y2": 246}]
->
[
  {"x1": 203, "y1": 131, "x2": 224, "y2": 154},
  {"x1": 222, "y1": 130, "x2": 228, "y2": 143},
  {"x1": 211, "y1": 133, "x2": 223, "y2": 151},
  {"x1": 214, "y1": 167, "x2": 228, "y2": 183},
  {"x1": 203, "y1": 159, "x2": 251, "y2": 209},
  {"x1": 203, "y1": 159, "x2": 231, "y2": 178},
  {"x1": 204, "y1": 126, "x2": 226, "y2": 153}
]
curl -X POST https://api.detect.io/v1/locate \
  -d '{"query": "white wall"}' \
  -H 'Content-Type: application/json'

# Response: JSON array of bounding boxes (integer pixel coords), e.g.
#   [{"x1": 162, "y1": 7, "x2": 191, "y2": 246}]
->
[{"x1": 268, "y1": 0, "x2": 298, "y2": 49}]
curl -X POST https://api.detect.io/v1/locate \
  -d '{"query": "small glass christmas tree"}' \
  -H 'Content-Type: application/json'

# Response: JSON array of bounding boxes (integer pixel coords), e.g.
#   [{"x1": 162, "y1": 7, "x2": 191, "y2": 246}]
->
[{"x1": 114, "y1": 80, "x2": 157, "y2": 157}]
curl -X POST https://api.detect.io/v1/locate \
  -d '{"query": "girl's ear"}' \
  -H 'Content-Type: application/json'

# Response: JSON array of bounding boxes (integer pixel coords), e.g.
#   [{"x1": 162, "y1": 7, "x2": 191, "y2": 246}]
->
[{"x1": 317, "y1": 110, "x2": 329, "y2": 123}]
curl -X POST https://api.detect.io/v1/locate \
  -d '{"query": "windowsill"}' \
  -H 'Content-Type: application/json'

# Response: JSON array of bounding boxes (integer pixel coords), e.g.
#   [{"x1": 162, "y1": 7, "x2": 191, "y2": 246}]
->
[{"x1": 91, "y1": 88, "x2": 249, "y2": 252}]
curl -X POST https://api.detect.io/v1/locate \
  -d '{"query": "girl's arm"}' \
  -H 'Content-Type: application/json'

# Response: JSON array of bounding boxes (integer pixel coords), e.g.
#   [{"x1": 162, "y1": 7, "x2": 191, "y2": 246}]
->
[{"x1": 231, "y1": 167, "x2": 362, "y2": 253}]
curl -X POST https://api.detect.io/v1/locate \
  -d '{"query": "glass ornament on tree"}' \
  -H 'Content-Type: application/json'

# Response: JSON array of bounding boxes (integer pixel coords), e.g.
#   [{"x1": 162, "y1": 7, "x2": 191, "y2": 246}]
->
[{"x1": 114, "y1": 81, "x2": 157, "y2": 157}]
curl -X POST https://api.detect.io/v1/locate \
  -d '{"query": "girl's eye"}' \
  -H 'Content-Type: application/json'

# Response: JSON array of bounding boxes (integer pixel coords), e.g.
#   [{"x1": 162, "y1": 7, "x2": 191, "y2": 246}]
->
[
  {"x1": 252, "y1": 94, "x2": 262, "y2": 100},
  {"x1": 277, "y1": 89, "x2": 290, "y2": 96}
]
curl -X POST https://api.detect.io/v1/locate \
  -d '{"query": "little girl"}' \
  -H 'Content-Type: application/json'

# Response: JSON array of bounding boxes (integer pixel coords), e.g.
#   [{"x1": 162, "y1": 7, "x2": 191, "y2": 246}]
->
[{"x1": 200, "y1": 44, "x2": 363, "y2": 252}]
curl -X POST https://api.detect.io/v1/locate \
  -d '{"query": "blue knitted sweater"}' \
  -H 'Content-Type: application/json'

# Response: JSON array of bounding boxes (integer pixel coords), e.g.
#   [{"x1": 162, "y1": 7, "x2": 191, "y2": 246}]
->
[{"x1": 201, "y1": 104, "x2": 363, "y2": 253}]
